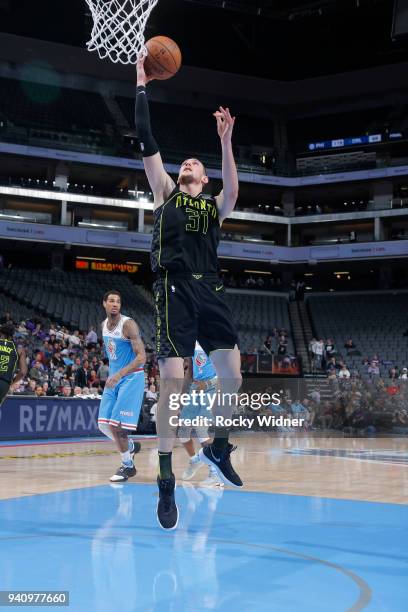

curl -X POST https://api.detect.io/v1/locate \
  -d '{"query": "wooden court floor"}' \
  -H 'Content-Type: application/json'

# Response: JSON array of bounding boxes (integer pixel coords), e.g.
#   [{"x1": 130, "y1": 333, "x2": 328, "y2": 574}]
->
[{"x1": 0, "y1": 433, "x2": 407, "y2": 504}]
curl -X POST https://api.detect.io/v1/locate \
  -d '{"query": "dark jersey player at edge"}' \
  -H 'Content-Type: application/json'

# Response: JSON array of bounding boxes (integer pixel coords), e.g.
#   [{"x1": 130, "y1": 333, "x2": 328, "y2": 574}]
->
[
  {"x1": 135, "y1": 57, "x2": 243, "y2": 530},
  {"x1": 0, "y1": 324, "x2": 28, "y2": 405}
]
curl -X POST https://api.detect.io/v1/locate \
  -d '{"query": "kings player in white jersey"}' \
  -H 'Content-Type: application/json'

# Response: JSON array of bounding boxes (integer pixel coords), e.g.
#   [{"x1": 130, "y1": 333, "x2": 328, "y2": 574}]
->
[{"x1": 98, "y1": 290, "x2": 146, "y2": 482}]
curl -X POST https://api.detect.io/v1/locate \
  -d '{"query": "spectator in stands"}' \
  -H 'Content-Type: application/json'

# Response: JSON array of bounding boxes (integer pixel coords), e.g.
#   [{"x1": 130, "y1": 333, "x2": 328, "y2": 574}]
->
[
  {"x1": 52, "y1": 350, "x2": 65, "y2": 369},
  {"x1": 146, "y1": 384, "x2": 157, "y2": 402},
  {"x1": 73, "y1": 386, "x2": 83, "y2": 398},
  {"x1": 318, "y1": 401, "x2": 334, "y2": 429},
  {"x1": 314, "y1": 339, "x2": 324, "y2": 369},
  {"x1": 21, "y1": 379, "x2": 37, "y2": 395},
  {"x1": 309, "y1": 388, "x2": 321, "y2": 405},
  {"x1": 263, "y1": 335, "x2": 273, "y2": 353},
  {"x1": 304, "y1": 399, "x2": 316, "y2": 428},
  {"x1": 309, "y1": 337, "x2": 317, "y2": 360},
  {"x1": 86, "y1": 326, "x2": 98, "y2": 349},
  {"x1": 16, "y1": 321, "x2": 28, "y2": 338},
  {"x1": 348, "y1": 405, "x2": 367, "y2": 433},
  {"x1": 51, "y1": 365, "x2": 65, "y2": 388},
  {"x1": 89, "y1": 387, "x2": 101, "y2": 399},
  {"x1": 400, "y1": 367, "x2": 408, "y2": 380},
  {"x1": 42, "y1": 381, "x2": 54, "y2": 397},
  {"x1": 150, "y1": 402, "x2": 157, "y2": 425},
  {"x1": 29, "y1": 361, "x2": 46, "y2": 384},
  {"x1": 326, "y1": 356, "x2": 338, "y2": 375},
  {"x1": 291, "y1": 399, "x2": 308, "y2": 424},
  {"x1": 344, "y1": 338, "x2": 356, "y2": 351},
  {"x1": 247, "y1": 346, "x2": 258, "y2": 356},
  {"x1": 0, "y1": 312, "x2": 13, "y2": 325},
  {"x1": 42, "y1": 341, "x2": 53, "y2": 362},
  {"x1": 59, "y1": 385, "x2": 72, "y2": 398},
  {"x1": 386, "y1": 381, "x2": 399, "y2": 396},
  {"x1": 35, "y1": 385, "x2": 44, "y2": 397},
  {"x1": 62, "y1": 352, "x2": 75, "y2": 369},
  {"x1": 332, "y1": 400, "x2": 346, "y2": 429},
  {"x1": 74, "y1": 361, "x2": 87, "y2": 388},
  {"x1": 325, "y1": 339, "x2": 336, "y2": 359},
  {"x1": 87, "y1": 369, "x2": 99, "y2": 388},
  {"x1": 61, "y1": 373, "x2": 72, "y2": 388},
  {"x1": 71, "y1": 330, "x2": 82, "y2": 347},
  {"x1": 97, "y1": 358, "x2": 109, "y2": 389},
  {"x1": 338, "y1": 364, "x2": 351, "y2": 379},
  {"x1": 277, "y1": 338, "x2": 287, "y2": 360},
  {"x1": 32, "y1": 350, "x2": 46, "y2": 367},
  {"x1": 393, "y1": 408, "x2": 408, "y2": 433},
  {"x1": 32, "y1": 322, "x2": 47, "y2": 341},
  {"x1": 367, "y1": 355, "x2": 380, "y2": 378},
  {"x1": 389, "y1": 367, "x2": 399, "y2": 380}
]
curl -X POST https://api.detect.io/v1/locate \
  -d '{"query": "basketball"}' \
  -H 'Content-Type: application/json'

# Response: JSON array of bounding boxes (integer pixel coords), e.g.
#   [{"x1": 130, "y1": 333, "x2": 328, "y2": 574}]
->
[{"x1": 144, "y1": 36, "x2": 182, "y2": 80}]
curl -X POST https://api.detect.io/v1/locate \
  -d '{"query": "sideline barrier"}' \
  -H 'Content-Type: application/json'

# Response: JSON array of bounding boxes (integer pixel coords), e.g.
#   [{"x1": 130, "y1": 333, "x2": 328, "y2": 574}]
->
[{"x1": 0, "y1": 397, "x2": 100, "y2": 440}]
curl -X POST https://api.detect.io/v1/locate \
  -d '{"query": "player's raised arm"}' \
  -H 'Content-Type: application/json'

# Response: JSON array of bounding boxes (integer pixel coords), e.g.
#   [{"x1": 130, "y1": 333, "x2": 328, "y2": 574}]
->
[
  {"x1": 135, "y1": 58, "x2": 175, "y2": 208},
  {"x1": 214, "y1": 106, "x2": 239, "y2": 223}
]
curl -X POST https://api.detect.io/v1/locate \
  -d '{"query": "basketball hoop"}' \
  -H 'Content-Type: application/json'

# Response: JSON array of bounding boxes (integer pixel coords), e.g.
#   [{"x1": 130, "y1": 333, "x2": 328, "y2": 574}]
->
[{"x1": 85, "y1": 0, "x2": 160, "y2": 65}]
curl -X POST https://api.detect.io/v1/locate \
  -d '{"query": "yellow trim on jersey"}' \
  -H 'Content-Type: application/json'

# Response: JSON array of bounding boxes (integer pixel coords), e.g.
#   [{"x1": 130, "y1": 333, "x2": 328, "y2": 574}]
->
[
  {"x1": 158, "y1": 191, "x2": 181, "y2": 269},
  {"x1": 165, "y1": 271, "x2": 180, "y2": 357},
  {"x1": 0, "y1": 339, "x2": 18, "y2": 380}
]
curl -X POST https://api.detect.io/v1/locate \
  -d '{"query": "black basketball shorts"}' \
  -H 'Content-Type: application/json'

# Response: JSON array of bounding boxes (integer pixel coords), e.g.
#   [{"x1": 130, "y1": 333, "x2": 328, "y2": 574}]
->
[{"x1": 153, "y1": 272, "x2": 239, "y2": 359}]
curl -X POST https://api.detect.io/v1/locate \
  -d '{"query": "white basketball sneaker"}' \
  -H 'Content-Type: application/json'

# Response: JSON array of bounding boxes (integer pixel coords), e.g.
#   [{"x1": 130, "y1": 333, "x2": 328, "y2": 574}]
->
[
  {"x1": 182, "y1": 456, "x2": 204, "y2": 480},
  {"x1": 200, "y1": 466, "x2": 225, "y2": 488}
]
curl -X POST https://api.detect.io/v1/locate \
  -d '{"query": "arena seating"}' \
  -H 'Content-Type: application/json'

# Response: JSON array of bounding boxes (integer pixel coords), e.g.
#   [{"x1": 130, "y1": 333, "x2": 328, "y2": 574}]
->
[
  {"x1": 308, "y1": 293, "x2": 408, "y2": 376},
  {"x1": 0, "y1": 292, "x2": 39, "y2": 325},
  {"x1": 0, "y1": 268, "x2": 293, "y2": 353},
  {"x1": 116, "y1": 96, "x2": 272, "y2": 160},
  {"x1": 296, "y1": 151, "x2": 376, "y2": 175},
  {"x1": 0, "y1": 78, "x2": 112, "y2": 131},
  {"x1": 0, "y1": 76, "x2": 271, "y2": 164},
  {"x1": 224, "y1": 293, "x2": 294, "y2": 353},
  {"x1": 0, "y1": 268, "x2": 155, "y2": 342}
]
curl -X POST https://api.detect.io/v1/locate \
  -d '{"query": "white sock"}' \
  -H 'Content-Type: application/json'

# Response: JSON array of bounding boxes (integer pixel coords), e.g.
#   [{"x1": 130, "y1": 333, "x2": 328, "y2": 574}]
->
[{"x1": 121, "y1": 450, "x2": 132, "y2": 466}]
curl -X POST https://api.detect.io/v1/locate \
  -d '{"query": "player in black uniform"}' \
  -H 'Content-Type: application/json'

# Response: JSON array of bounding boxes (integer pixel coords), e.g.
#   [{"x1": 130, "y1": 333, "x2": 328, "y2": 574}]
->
[
  {"x1": 136, "y1": 58, "x2": 243, "y2": 529},
  {"x1": 0, "y1": 324, "x2": 27, "y2": 404}
]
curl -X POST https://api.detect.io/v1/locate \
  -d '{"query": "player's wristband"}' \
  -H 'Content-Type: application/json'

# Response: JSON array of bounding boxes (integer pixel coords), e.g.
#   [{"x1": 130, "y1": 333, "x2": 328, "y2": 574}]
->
[{"x1": 135, "y1": 85, "x2": 159, "y2": 157}]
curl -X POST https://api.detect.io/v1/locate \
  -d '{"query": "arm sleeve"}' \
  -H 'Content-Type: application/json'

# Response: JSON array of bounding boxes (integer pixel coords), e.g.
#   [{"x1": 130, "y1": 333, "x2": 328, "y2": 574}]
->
[{"x1": 135, "y1": 85, "x2": 159, "y2": 157}]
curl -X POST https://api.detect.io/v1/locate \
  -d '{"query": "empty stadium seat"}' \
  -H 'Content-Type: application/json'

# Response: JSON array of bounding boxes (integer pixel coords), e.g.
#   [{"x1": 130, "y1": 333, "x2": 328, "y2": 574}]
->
[{"x1": 308, "y1": 293, "x2": 408, "y2": 374}]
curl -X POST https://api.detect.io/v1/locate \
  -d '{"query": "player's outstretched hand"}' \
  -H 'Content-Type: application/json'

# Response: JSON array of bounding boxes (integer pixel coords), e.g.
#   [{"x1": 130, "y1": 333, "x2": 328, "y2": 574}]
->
[
  {"x1": 136, "y1": 56, "x2": 154, "y2": 86},
  {"x1": 213, "y1": 106, "x2": 236, "y2": 144}
]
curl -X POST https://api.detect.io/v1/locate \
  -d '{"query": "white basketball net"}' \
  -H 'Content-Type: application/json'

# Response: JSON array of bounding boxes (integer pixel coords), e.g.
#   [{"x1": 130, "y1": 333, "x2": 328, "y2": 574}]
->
[{"x1": 85, "y1": 0, "x2": 160, "y2": 64}]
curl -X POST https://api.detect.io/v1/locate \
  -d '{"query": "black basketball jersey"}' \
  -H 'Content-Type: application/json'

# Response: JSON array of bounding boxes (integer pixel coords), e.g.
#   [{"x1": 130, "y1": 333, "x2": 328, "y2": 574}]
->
[
  {"x1": 151, "y1": 189, "x2": 221, "y2": 274},
  {"x1": 0, "y1": 338, "x2": 18, "y2": 384}
]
